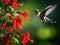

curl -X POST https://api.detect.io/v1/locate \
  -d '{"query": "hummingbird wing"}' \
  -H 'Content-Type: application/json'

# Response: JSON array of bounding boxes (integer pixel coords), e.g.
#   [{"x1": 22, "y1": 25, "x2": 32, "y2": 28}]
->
[
  {"x1": 39, "y1": 5, "x2": 53, "y2": 21},
  {"x1": 40, "y1": 4, "x2": 57, "y2": 23},
  {"x1": 39, "y1": 8, "x2": 49, "y2": 21},
  {"x1": 45, "y1": 4, "x2": 57, "y2": 16},
  {"x1": 44, "y1": 5, "x2": 52, "y2": 10}
]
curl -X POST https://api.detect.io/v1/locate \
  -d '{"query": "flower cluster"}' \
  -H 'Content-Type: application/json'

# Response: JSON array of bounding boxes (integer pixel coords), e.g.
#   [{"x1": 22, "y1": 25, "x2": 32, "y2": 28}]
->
[{"x1": 0, "y1": 0, "x2": 34, "y2": 45}]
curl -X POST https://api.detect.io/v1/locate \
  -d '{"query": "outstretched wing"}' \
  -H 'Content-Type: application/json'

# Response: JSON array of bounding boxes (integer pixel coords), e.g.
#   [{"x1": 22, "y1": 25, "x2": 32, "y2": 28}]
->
[
  {"x1": 44, "y1": 5, "x2": 52, "y2": 10},
  {"x1": 45, "y1": 4, "x2": 57, "y2": 16},
  {"x1": 39, "y1": 5, "x2": 53, "y2": 21}
]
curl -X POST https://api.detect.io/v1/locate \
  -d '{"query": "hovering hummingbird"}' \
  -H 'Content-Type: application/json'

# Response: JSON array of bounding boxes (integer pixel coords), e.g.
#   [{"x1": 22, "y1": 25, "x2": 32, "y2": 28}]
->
[{"x1": 33, "y1": 4, "x2": 57, "y2": 23}]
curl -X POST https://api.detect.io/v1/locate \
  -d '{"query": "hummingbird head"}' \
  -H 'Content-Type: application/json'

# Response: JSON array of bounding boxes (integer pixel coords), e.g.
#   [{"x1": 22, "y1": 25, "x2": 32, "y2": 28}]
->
[{"x1": 33, "y1": 9, "x2": 40, "y2": 15}]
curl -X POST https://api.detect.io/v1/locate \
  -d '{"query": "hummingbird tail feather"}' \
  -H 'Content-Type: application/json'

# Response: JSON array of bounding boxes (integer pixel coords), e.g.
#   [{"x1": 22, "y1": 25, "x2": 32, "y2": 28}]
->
[{"x1": 44, "y1": 17, "x2": 56, "y2": 23}]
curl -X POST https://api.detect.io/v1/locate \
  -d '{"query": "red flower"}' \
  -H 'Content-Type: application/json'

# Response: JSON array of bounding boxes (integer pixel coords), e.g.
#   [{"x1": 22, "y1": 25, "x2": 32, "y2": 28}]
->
[
  {"x1": 9, "y1": 16, "x2": 22, "y2": 30},
  {"x1": 10, "y1": 0, "x2": 24, "y2": 9},
  {"x1": 13, "y1": 0, "x2": 17, "y2": 2},
  {"x1": 2, "y1": 23, "x2": 13, "y2": 32},
  {"x1": 3, "y1": 34, "x2": 9, "y2": 45},
  {"x1": 11, "y1": 1, "x2": 18, "y2": 9},
  {"x1": 3, "y1": 34, "x2": 8, "y2": 39},
  {"x1": 17, "y1": 9, "x2": 33, "y2": 23},
  {"x1": 2, "y1": 0, "x2": 10, "y2": 3},
  {"x1": 17, "y1": 32, "x2": 34, "y2": 44},
  {"x1": 18, "y1": 3, "x2": 24, "y2": 6},
  {"x1": 3, "y1": 34, "x2": 14, "y2": 45},
  {"x1": 3, "y1": 38, "x2": 10, "y2": 45}
]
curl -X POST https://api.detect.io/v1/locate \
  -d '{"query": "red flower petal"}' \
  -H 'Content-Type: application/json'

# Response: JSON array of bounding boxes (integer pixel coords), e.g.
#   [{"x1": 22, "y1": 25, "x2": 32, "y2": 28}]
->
[
  {"x1": 17, "y1": 9, "x2": 29, "y2": 23},
  {"x1": 18, "y1": 3, "x2": 24, "y2": 6},
  {"x1": 11, "y1": 2, "x2": 18, "y2": 9},
  {"x1": 15, "y1": 16, "x2": 22, "y2": 24},
  {"x1": 17, "y1": 9, "x2": 29, "y2": 18},
  {"x1": 24, "y1": 17, "x2": 27, "y2": 23},
  {"x1": 3, "y1": 34, "x2": 9, "y2": 45},
  {"x1": 3, "y1": 39, "x2": 10, "y2": 45},
  {"x1": 2, "y1": 0, "x2": 10, "y2": 3},
  {"x1": 13, "y1": 0, "x2": 17, "y2": 2},
  {"x1": 17, "y1": 23, "x2": 22, "y2": 30},
  {"x1": 2, "y1": 23, "x2": 6, "y2": 27},
  {"x1": 17, "y1": 32, "x2": 34, "y2": 44},
  {"x1": 2, "y1": 23, "x2": 13, "y2": 32},
  {"x1": 13, "y1": 20, "x2": 17, "y2": 30},
  {"x1": 3, "y1": 34, "x2": 8, "y2": 39},
  {"x1": 9, "y1": 16, "x2": 22, "y2": 30},
  {"x1": 27, "y1": 18, "x2": 33, "y2": 22},
  {"x1": 10, "y1": 0, "x2": 23, "y2": 9}
]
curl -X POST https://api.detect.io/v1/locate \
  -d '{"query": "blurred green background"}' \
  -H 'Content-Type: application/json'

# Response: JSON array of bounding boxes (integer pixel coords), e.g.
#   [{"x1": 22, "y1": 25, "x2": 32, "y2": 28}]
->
[{"x1": 13, "y1": 0, "x2": 60, "y2": 45}]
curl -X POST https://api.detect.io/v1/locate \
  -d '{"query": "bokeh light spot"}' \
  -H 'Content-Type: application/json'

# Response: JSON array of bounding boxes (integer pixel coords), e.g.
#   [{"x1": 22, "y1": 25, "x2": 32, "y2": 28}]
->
[{"x1": 37, "y1": 26, "x2": 56, "y2": 40}]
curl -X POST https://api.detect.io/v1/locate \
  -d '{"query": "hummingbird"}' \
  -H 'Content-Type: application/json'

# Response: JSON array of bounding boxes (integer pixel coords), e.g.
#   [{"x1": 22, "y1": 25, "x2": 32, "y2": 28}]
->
[{"x1": 33, "y1": 4, "x2": 57, "y2": 23}]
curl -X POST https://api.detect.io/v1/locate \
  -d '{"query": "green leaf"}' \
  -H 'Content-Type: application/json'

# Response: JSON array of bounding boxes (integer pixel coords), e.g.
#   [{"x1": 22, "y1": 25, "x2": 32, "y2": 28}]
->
[
  {"x1": 7, "y1": 6, "x2": 18, "y2": 17},
  {"x1": 12, "y1": 37, "x2": 19, "y2": 44},
  {"x1": 0, "y1": 8, "x2": 5, "y2": 15},
  {"x1": 0, "y1": 34, "x2": 3, "y2": 38}
]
